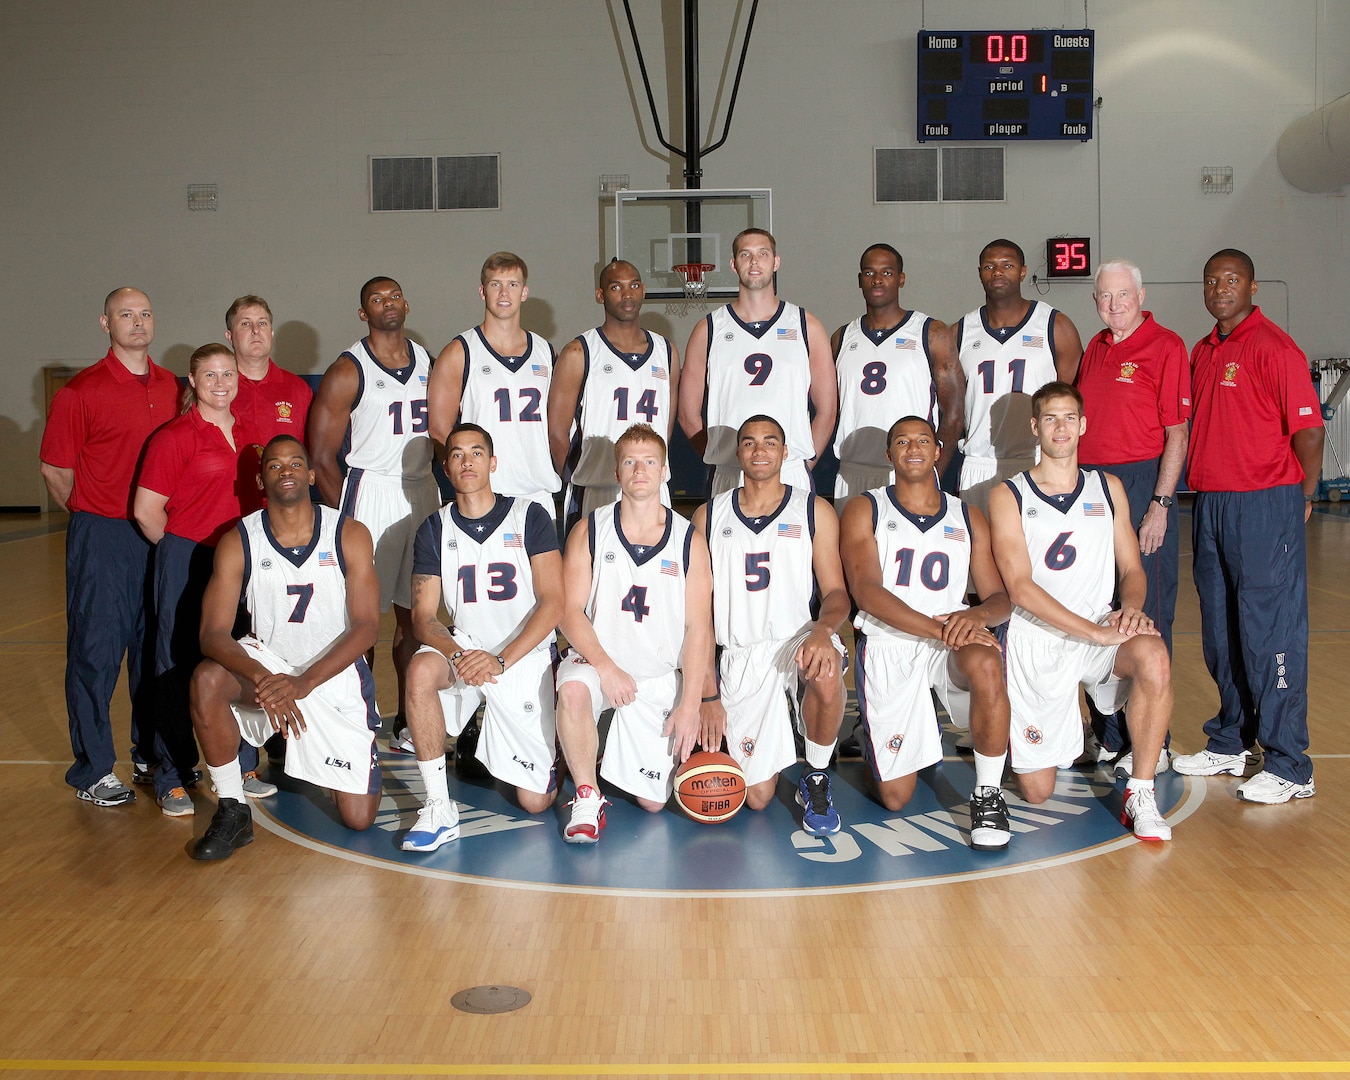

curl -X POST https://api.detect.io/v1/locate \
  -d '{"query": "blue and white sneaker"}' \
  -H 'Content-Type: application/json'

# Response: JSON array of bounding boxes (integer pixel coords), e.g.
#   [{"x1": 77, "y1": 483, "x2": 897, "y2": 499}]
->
[
  {"x1": 795, "y1": 769, "x2": 841, "y2": 836},
  {"x1": 401, "y1": 799, "x2": 460, "y2": 852}
]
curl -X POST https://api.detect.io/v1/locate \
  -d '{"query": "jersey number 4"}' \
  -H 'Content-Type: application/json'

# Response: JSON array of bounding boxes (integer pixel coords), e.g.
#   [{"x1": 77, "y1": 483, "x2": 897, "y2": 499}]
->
[{"x1": 621, "y1": 585, "x2": 651, "y2": 623}]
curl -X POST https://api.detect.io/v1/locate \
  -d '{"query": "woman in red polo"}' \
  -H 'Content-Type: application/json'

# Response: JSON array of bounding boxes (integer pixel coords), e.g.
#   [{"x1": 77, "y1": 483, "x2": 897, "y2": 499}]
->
[{"x1": 135, "y1": 344, "x2": 262, "y2": 817}]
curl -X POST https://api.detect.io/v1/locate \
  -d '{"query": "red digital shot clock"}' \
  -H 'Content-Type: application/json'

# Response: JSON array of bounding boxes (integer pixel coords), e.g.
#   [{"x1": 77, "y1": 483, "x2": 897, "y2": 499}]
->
[{"x1": 1046, "y1": 237, "x2": 1092, "y2": 278}]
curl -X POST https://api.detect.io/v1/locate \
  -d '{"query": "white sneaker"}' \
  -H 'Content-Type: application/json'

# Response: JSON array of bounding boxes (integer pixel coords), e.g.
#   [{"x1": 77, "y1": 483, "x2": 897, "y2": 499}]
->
[
  {"x1": 1171, "y1": 748, "x2": 1249, "y2": 776},
  {"x1": 401, "y1": 799, "x2": 461, "y2": 851},
  {"x1": 1081, "y1": 726, "x2": 1118, "y2": 765},
  {"x1": 1237, "y1": 770, "x2": 1315, "y2": 804},
  {"x1": 1122, "y1": 786, "x2": 1171, "y2": 841},
  {"x1": 388, "y1": 727, "x2": 416, "y2": 754},
  {"x1": 563, "y1": 784, "x2": 609, "y2": 844},
  {"x1": 1114, "y1": 746, "x2": 1171, "y2": 778}
]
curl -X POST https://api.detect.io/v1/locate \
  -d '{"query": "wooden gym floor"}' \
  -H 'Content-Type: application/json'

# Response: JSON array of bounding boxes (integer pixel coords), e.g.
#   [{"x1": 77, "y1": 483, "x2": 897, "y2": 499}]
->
[{"x1": 2, "y1": 505, "x2": 1350, "y2": 1080}]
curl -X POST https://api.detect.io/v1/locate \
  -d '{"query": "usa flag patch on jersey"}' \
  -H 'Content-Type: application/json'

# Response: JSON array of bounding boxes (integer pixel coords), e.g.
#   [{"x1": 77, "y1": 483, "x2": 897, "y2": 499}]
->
[
  {"x1": 1082, "y1": 503, "x2": 1105, "y2": 517},
  {"x1": 318, "y1": 551, "x2": 338, "y2": 566},
  {"x1": 943, "y1": 525, "x2": 966, "y2": 542},
  {"x1": 660, "y1": 559, "x2": 679, "y2": 576},
  {"x1": 895, "y1": 338, "x2": 917, "y2": 350},
  {"x1": 1022, "y1": 334, "x2": 1045, "y2": 348},
  {"x1": 503, "y1": 533, "x2": 524, "y2": 548},
  {"x1": 776, "y1": 327, "x2": 798, "y2": 341},
  {"x1": 777, "y1": 522, "x2": 802, "y2": 538},
  {"x1": 650, "y1": 365, "x2": 668, "y2": 380}
]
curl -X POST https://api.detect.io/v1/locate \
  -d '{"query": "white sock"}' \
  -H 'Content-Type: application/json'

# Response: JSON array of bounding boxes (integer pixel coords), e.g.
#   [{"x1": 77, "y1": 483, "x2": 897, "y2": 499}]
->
[
  {"x1": 209, "y1": 758, "x2": 244, "y2": 802},
  {"x1": 418, "y1": 756, "x2": 451, "y2": 806},
  {"x1": 805, "y1": 738, "x2": 834, "y2": 771},
  {"x1": 1127, "y1": 776, "x2": 1154, "y2": 793},
  {"x1": 974, "y1": 751, "x2": 1007, "y2": 793}
]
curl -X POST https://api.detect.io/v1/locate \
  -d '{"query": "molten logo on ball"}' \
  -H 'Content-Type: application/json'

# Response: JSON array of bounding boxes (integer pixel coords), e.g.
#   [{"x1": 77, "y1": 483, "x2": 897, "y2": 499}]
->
[{"x1": 674, "y1": 751, "x2": 747, "y2": 824}]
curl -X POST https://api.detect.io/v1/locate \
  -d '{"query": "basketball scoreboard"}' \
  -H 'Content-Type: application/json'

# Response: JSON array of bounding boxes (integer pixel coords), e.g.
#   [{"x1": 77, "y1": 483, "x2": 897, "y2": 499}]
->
[{"x1": 916, "y1": 30, "x2": 1095, "y2": 141}]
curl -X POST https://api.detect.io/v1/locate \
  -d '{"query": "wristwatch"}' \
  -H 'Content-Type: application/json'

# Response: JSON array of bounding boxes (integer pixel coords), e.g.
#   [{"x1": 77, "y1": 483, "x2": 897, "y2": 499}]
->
[
  {"x1": 496, "y1": 654, "x2": 507, "y2": 672},
  {"x1": 1150, "y1": 494, "x2": 1173, "y2": 508}
]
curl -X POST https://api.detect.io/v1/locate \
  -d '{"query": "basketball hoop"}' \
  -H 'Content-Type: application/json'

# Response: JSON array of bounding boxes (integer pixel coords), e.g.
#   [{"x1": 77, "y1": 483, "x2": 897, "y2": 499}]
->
[{"x1": 672, "y1": 263, "x2": 716, "y2": 303}]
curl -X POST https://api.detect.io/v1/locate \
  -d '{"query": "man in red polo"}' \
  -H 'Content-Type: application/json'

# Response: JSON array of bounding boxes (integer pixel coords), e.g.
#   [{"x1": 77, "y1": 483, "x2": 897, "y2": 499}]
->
[
  {"x1": 224, "y1": 294, "x2": 311, "y2": 448},
  {"x1": 1074, "y1": 259, "x2": 1191, "y2": 772},
  {"x1": 1172, "y1": 249, "x2": 1324, "y2": 804},
  {"x1": 40, "y1": 287, "x2": 181, "y2": 806}
]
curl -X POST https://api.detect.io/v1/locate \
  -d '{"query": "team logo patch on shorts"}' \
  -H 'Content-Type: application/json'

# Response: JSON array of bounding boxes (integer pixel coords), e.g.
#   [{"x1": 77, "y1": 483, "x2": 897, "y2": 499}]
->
[
  {"x1": 740, "y1": 737, "x2": 756, "y2": 758},
  {"x1": 887, "y1": 734, "x2": 905, "y2": 754},
  {"x1": 1024, "y1": 725, "x2": 1044, "y2": 744}
]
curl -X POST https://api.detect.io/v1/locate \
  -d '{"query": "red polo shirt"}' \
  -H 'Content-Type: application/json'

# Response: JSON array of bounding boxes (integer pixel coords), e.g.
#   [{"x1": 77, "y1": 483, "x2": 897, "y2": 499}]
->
[
  {"x1": 138, "y1": 409, "x2": 262, "y2": 545},
  {"x1": 234, "y1": 360, "x2": 312, "y2": 443},
  {"x1": 40, "y1": 350, "x2": 181, "y2": 519},
  {"x1": 1077, "y1": 312, "x2": 1191, "y2": 466},
  {"x1": 1187, "y1": 307, "x2": 1322, "y2": 492}
]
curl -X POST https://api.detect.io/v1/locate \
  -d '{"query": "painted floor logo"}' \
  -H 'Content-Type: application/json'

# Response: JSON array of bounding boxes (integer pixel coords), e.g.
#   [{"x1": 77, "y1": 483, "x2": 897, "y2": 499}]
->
[{"x1": 256, "y1": 734, "x2": 1200, "y2": 896}]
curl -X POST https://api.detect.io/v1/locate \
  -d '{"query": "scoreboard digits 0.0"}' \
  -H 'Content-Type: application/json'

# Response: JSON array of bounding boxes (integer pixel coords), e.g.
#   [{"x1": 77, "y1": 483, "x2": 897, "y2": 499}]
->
[{"x1": 917, "y1": 30, "x2": 1095, "y2": 142}]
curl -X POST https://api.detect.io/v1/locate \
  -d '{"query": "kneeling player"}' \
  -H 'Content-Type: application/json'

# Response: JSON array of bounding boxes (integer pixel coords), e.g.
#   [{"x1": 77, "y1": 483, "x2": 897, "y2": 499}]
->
[
  {"x1": 555, "y1": 425, "x2": 713, "y2": 841},
  {"x1": 691, "y1": 416, "x2": 851, "y2": 834},
  {"x1": 400, "y1": 424, "x2": 564, "y2": 852},
  {"x1": 988, "y1": 382, "x2": 1173, "y2": 841},
  {"x1": 840, "y1": 416, "x2": 1014, "y2": 850},
  {"x1": 190, "y1": 436, "x2": 383, "y2": 861}
]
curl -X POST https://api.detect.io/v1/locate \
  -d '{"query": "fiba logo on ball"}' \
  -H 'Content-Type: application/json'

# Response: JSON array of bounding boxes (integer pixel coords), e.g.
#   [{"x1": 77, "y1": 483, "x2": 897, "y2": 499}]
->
[{"x1": 1024, "y1": 725, "x2": 1044, "y2": 744}]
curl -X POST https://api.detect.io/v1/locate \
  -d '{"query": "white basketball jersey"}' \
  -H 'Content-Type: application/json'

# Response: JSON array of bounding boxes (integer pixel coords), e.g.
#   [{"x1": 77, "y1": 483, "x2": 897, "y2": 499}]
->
[
  {"x1": 434, "y1": 496, "x2": 554, "y2": 655},
  {"x1": 703, "y1": 301, "x2": 814, "y2": 467},
  {"x1": 585, "y1": 504, "x2": 692, "y2": 679},
  {"x1": 569, "y1": 328, "x2": 674, "y2": 487},
  {"x1": 855, "y1": 487, "x2": 972, "y2": 642},
  {"x1": 957, "y1": 301, "x2": 1058, "y2": 462},
  {"x1": 239, "y1": 505, "x2": 352, "y2": 669},
  {"x1": 833, "y1": 312, "x2": 937, "y2": 469},
  {"x1": 1006, "y1": 468, "x2": 1116, "y2": 638},
  {"x1": 457, "y1": 327, "x2": 561, "y2": 496},
  {"x1": 343, "y1": 337, "x2": 434, "y2": 480},
  {"x1": 706, "y1": 485, "x2": 816, "y2": 650}
]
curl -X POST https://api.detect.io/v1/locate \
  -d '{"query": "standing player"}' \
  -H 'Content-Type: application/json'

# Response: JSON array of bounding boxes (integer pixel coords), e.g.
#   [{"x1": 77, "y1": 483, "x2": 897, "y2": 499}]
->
[
  {"x1": 399, "y1": 424, "x2": 564, "y2": 852},
  {"x1": 547, "y1": 259, "x2": 680, "y2": 528},
  {"x1": 955, "y1": 240, "x2": 1083, "y2": 510},
  {"x1": 428, "y1": 252, "x2": 560, "y2": 518},
  {"x1": 308, "y1": 277, "x2": 439, "y2": 748},
  {"x1": 1172, "y1": 250, "x2": 1323, "y2": 804},
  {"x1": 691, "y1": 416, "x2": 851, "y2": 834},
  {"x1": 189, "y1": 436, "x2": 383, "y2": 861},
  {"x1": 1075, "y1": 260, "x2": 1191, "y2": 772},
  {"x1": 554, "y1": 424, "x2": 713, "y2": 841},
  {"x1": 677, "y1": 229, "x2": 837, "y2": 495},
  {"x1": 839, "y1": 416, "x2": 1014, "y2": 850},
  {"x1": 39, "y1": 287, "x2": 180, "y2": 806},
  {"x1": 988, "y1": 382, "x2": 1174, "y2": 841},
  {"x1": 832, "y1": 244, "x2": 962, "y2": 505}
]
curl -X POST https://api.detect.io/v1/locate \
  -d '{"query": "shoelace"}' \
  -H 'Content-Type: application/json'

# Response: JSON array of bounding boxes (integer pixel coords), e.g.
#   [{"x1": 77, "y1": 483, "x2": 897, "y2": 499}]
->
[{"x1": 805, "y1": 775, "x2": 830, "y2": 814}]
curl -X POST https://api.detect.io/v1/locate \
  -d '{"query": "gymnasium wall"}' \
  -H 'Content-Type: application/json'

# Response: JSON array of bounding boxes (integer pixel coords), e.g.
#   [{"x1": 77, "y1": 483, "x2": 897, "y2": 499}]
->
[{"x1": 3, "y1": 0, "x2": 1347, "y2": 508}]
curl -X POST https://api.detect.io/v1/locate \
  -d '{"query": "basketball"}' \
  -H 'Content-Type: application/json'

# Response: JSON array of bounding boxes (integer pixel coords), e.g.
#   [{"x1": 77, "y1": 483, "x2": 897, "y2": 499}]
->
[{"x1": 674, "y1": 751, "x2": 747, "y2": 824}]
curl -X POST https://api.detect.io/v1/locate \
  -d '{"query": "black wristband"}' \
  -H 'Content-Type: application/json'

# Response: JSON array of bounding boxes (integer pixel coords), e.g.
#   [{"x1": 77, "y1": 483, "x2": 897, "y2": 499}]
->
[{"x1": 701, "y1": 694, "x2": 721, "y2": 703}]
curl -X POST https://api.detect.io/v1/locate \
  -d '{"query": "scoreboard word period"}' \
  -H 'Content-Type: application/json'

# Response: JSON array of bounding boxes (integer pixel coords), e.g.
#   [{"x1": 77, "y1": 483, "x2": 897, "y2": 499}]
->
[{"x1": 917, "y1": 30, "x2": 1095, "y2": 142}]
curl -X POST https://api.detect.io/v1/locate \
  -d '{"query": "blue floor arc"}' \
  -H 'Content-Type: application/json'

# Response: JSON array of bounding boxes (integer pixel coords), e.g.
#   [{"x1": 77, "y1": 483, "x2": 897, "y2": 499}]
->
[{"x1": 255, "y1": 728, "x2": 1200, "y2": 896}]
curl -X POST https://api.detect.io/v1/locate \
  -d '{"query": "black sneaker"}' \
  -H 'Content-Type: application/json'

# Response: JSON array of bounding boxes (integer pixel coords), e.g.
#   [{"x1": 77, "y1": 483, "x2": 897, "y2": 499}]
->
[
  {"x1": 191, "y1": 798, "x2": 254, "y2": 861},
  {"x1": 968, "y1": 786, "x2": 1011, "y2": 851},
  {"x1": 454, "y1": 718, "x2": 492, "y2": 780}
]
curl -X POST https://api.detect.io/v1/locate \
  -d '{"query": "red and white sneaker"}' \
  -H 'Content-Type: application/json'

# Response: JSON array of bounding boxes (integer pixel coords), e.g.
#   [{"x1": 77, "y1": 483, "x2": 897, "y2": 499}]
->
[
  {"x1": 1122, "y1": 785, "x2": 1172, "y2": 842},
  {"x1": 564, "y1": 784, "x2": 609, "y2": 844}
]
